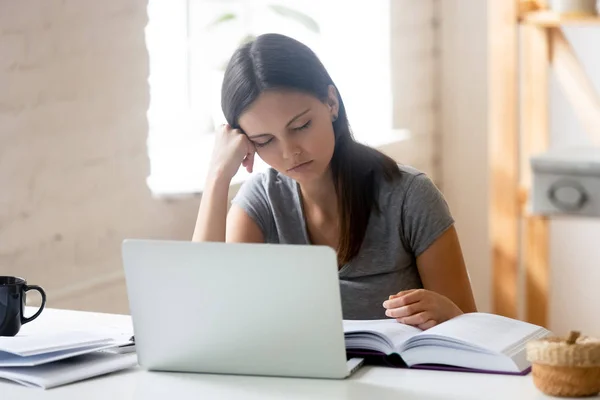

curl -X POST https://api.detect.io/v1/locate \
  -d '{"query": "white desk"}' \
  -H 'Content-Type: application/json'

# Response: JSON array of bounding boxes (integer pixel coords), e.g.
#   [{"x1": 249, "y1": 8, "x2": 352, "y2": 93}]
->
[{"x1": 0, "y1": 308, "x2": 591, "y2": 399}]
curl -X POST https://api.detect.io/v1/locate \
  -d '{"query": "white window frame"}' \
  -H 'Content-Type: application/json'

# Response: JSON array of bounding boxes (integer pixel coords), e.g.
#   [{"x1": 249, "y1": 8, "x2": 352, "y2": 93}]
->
[{"x1": 145, "y1": 0, "x2": 411, "y2": 197}]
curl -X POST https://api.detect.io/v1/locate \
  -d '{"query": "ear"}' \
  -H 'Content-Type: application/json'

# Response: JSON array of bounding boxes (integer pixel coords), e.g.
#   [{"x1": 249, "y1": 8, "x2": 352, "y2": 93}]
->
[{"x1": 326, "y1": 85, "x2": 339, "y2": 119}]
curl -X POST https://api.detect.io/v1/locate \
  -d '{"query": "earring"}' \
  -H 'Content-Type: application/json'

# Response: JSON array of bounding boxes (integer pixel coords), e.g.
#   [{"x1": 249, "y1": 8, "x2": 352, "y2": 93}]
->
[{"x1": 332, "y1": 114, "x2": 338, "y2": 122}]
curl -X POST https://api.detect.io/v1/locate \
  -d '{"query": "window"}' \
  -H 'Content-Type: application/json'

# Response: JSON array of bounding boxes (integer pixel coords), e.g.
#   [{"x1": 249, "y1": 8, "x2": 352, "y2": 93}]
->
[{"x1": 146, "y1": 0, "x2": 404, "y2": 196}]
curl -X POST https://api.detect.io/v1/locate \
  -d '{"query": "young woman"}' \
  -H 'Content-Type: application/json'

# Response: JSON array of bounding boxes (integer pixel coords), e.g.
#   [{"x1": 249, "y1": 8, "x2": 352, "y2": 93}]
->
[{"x1": 193, "y1": 33, "x2": 477, "y2": 329}]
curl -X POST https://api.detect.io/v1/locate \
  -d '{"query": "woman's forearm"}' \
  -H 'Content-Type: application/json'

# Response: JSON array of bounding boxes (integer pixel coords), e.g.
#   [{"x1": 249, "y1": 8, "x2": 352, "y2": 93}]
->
[{"x1": 192, "y1": 174, "x2": 231, "y2": 242}]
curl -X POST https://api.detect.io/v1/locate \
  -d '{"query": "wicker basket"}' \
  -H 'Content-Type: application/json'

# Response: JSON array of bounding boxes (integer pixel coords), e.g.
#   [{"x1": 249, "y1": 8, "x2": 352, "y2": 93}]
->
[{"x1": 527, "y1": 331, "x2": 600, "y2": 397}]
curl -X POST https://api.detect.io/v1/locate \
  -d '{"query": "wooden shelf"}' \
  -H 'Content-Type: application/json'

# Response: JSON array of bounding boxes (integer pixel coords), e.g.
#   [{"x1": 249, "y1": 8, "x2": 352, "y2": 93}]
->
[
  {"x1": 522, "y1": 11, "x2": 600, "y2": 27},
  {"x1": 490, "y1": 1, "x2": 600, "y2": 327}
]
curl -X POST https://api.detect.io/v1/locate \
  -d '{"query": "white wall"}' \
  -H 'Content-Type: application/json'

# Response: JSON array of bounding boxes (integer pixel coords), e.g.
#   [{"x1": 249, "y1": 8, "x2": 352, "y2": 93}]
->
[
  {"x1": 548, "y1": 27, "x2": 600, "y2": 337},
  {"x1": 440, "y1": 1, "x2": 600, "y2": 336},
  {"x1": 440, "y1": 0, "x2": 491, "y2": 313},
  {"x1": 0, "y1": 0, "x2": 201, "y2": 314},
  {"x1": 389, "y1": 0, "x2": 440, "y2": 180}
]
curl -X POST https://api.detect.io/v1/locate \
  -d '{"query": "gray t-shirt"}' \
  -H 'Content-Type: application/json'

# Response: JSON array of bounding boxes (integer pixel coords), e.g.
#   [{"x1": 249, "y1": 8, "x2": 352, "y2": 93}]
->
[{"x1": 231, "y1": 165, "x2": 454, "y2": 320}]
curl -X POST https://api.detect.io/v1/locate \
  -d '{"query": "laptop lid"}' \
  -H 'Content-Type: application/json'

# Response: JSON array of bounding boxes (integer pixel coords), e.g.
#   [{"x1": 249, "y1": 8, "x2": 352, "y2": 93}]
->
[{"x1": 121, "y1": 239, "x2": 350, "y2": 379}]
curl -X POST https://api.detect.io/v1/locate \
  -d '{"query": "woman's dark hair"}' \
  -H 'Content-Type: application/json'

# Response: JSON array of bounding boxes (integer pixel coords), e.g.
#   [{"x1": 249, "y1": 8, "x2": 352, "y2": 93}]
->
[{"x1": 222, "y1": 33, "x2": 401, "y2": 265}]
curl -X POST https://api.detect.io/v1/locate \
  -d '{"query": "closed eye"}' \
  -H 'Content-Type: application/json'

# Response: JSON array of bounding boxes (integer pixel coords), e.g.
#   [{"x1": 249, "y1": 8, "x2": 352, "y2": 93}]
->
[
  {"x1": 253, "y1": 120, "x2": 310, "y2": 147},
  {"x1": 292, "y1": 120, "x2": 311, "y2": 131},
  {"x1": 254, "y1": 137, "x2": 273, "y2": 148}
]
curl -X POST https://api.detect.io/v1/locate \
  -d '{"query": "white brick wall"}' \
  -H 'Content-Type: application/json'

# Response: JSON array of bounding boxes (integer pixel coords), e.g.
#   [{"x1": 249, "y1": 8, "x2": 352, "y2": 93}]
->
[
  {"x1": 390, "y1": 0, "x2": 440, "y2": 180},
  {"x1": 0, "y1": 0, "x2": 200, "y2": 314},
  {"x1": 0, "y1": 0, "x2": 440, "y2": 313}
]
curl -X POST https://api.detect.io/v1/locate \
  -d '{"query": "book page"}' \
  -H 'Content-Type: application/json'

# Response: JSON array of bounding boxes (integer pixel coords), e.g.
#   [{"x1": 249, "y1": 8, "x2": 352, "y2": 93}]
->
[
  {"x1": 344, "y1": 319, "x2": 422, "y2": 349},
  {"x1": 416, "y1": 313, "x2": 549, "y2": 354}
]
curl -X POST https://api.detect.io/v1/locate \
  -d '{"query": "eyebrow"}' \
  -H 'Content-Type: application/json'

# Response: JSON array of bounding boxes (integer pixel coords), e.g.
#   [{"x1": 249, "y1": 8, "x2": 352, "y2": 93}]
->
[{"x1": 247, "y1": 108, "x2": 311, "y2": 139}]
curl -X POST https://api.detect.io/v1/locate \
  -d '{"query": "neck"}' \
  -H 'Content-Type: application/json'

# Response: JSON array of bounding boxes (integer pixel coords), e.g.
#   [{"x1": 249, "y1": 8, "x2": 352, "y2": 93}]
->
[{"x1": 298, "y1": 168, "x2": 337, "y2": 220}]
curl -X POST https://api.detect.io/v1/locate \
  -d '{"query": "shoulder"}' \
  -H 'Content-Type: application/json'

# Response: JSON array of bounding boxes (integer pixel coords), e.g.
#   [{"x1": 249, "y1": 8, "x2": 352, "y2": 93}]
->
[
  {"x1": 376, "y1": 164, "x2": 430, "y2": 204},
  {"x1": 375, "y1": 164, "x2": 451, "y2": 220}
]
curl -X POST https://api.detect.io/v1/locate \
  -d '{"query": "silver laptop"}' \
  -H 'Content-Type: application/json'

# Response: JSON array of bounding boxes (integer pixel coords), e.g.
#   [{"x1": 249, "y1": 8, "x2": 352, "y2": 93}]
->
[{"x1": 121, "y1": 239, "x2": 364, "y2": 379}]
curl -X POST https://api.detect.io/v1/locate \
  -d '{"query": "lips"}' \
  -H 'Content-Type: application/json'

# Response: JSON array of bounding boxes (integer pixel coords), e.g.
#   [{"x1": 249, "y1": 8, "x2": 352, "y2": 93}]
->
[{"x1": 287, "y1": 160, "x2": 313, "y2": 172}]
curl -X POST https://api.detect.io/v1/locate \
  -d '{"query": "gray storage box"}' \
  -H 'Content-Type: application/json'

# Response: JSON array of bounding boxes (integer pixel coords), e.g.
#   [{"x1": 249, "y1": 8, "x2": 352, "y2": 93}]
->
[{"x1": 530, "y1": 147, "x2": 600, "y2": 217}]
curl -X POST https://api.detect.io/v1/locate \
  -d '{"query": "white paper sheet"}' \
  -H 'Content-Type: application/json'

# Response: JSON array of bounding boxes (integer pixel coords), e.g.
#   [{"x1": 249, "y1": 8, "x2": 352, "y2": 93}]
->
[
  {"x1": 0, "y1": 331, "x2": 114, "y2": 357},
  {"x1": 0, "y1": 352, "x2": 138, "y2": 389}
]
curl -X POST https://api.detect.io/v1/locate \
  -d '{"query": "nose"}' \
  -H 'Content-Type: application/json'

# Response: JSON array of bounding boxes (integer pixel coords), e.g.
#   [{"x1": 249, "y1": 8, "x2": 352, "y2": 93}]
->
[{"x1": 281, "y1": 138, "x2": 302, "y2": 160}]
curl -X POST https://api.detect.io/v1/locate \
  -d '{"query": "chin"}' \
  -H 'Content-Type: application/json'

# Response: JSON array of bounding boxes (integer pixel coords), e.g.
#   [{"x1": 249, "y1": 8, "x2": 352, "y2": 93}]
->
[{"x1": 284, "y1": 162, "x2": 330, "y2": 183}]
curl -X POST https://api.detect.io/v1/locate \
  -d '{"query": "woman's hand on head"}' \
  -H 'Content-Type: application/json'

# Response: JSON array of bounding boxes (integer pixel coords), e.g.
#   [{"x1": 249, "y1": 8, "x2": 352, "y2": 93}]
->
[
  {"x1": 209, "y1": 124, "x2": 256, "y2": 182},
  {"x1": 382, "y1": 289, "x2": 463, "y2": 330}
]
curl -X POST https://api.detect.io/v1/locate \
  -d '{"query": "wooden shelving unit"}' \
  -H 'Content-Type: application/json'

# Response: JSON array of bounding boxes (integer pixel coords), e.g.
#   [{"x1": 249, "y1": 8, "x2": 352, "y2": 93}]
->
[
  {"x1": 522, "y1": 10, "x2": 600, "y2": 26},
  {"x1": 490, "y1": 0, "x2": 600, "y2": 327}
]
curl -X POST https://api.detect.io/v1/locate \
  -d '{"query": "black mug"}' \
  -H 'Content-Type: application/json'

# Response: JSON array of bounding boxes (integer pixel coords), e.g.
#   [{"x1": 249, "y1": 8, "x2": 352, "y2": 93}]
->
[{"x1": 0, "y1": 276, "x2": 47, "y2": 336}]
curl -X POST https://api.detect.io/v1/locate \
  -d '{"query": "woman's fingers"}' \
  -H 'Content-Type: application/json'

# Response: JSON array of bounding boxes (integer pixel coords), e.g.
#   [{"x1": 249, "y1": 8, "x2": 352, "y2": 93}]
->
[
  {"x1": 417, "y1": 320, "x2": 438, "y2": 330},
  {"x1": 237, "y1": 131, "x2": 255, "y2": 173},
  {"x1": 383, "y1": 289, "x2": 424, "y2": 309},
  {"x1": 395, "y1": 311, "x2": 433, "y2": 326},
  {"x1": 385, "y1": 301, "x2": 427, "y2": 319},
  {"x1": 388, "y1": 289, "x2": 418, "y2": 301},
  {"x1": 209, "y1": 125, "x2": 254, "y2": 181},
  {"x1": 244, "y1": 151, "x2": 255, "y2": 173}
]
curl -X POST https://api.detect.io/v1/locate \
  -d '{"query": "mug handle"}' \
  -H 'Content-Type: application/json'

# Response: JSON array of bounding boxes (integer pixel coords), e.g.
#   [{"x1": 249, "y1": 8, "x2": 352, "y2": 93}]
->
[{"x1": 21, "y1": 285, "x2": 47, "y2": 324}]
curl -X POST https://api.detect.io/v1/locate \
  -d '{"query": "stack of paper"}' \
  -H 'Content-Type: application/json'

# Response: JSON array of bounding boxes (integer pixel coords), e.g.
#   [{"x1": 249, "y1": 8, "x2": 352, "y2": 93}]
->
[{"x1": 0, "y1": 331, "x2": 137, "y2": 389}]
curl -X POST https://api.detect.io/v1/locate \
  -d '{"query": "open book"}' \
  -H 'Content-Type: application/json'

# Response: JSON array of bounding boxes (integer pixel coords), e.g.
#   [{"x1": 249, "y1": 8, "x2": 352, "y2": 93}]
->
[{"x1": 344, "y1": 312, "x2": 551, "y2": 375}]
